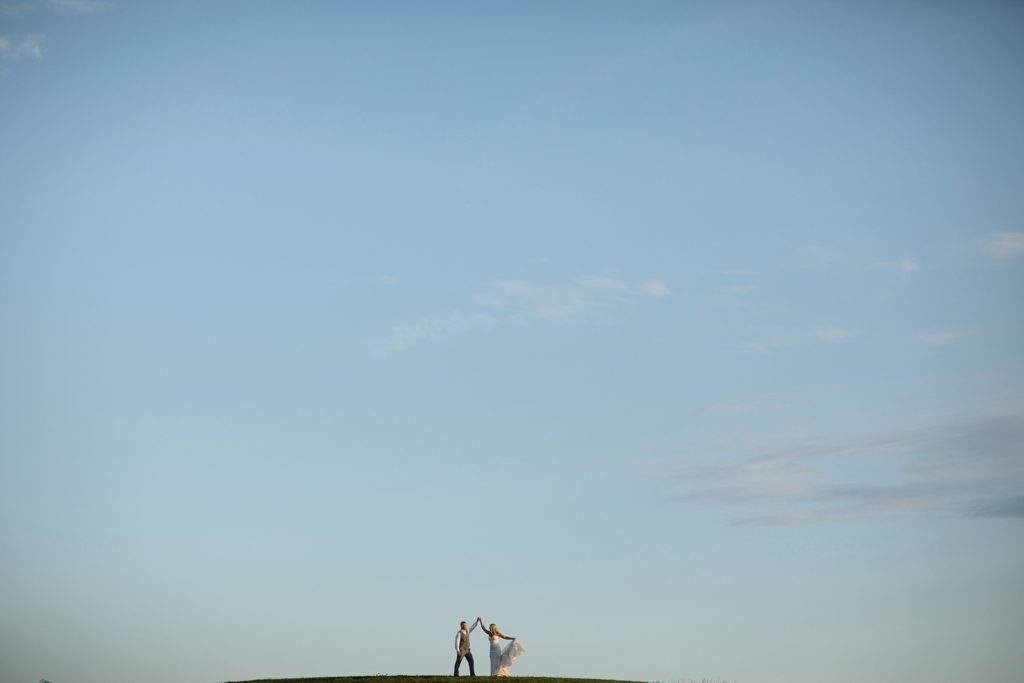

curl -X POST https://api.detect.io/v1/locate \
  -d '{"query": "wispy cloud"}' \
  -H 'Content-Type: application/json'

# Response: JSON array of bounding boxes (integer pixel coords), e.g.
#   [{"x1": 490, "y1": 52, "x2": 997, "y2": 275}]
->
[
  {"x1": 799, "y1": 245, "x2": 921, "y2": 274},
  {"x1": 965, "y1": 494, "x2": 1024, "y2": 519},
  {"x1": 813, "y1": 326, "x2": 850, "y2": 342},
  {"x1": 919, "y1": 330, "x2": 963, "y2": 345},
  {"x1": 0, "y1": 0, "x2": 108, "y2": 75},
  {"x1": 796, "y1": 245, "x2": 852, "y2": 269},
  {"x1": 979, "y1": 232, "x2": 1024, "y2": 257},
  {"x1": 0, "y1": 2, "x2": 36, "y2": 16},
  {"x1": 871, "y1": 258, "x2": 920, "y2": 272},
  {"x1": 0, "y1": 35, "x2": 43, "y2": 61},
  {"x1": 666, "y1": 413, "x2": 1024, "y2": 526},
  {"x1": 1, "y1": 0, "x2": 109, "y2": 14},
  {"x1": 705, "y1": 284, "x2": 756, "y2": 311},
  {"x1": 471, "y1": 274, "x2": 669, "y2": 324},
  {"x1": 47, "y1": 0, "x2": 111, "y2": 11},
  {"x1": 704, "y1": 393, "x2": 789, "y2": 417},
  {"x1": 377, "y1": 274, "x2": 670, "y2": 352},
  {"x1": 381, "y1": 312, "x2": 498, "y2": 352},
  {"x1": 730, "y1": 325, "x2": 851, "y2": 355}
]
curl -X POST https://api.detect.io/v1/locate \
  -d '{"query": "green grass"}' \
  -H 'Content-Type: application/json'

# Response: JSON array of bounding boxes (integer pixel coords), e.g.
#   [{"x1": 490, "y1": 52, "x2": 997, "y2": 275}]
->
[
  {"x1": 227, "y1": 677, "x2": 647, "y2": 683},
  {"x1": 226, "y1": 675, "x2": 737, "y2": 683}
]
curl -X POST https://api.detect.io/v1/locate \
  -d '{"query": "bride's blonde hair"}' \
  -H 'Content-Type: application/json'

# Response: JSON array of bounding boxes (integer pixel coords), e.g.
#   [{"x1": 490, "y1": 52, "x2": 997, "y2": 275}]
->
[{"x1": 490, "y1": 624, "x2": 501, "y2": 636}]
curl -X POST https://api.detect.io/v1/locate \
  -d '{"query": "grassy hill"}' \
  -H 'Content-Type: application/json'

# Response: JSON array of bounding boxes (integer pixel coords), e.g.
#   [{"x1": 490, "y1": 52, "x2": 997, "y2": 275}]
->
[{"x1": 228, "y1": 677, "x2": 647, "y2": 683}]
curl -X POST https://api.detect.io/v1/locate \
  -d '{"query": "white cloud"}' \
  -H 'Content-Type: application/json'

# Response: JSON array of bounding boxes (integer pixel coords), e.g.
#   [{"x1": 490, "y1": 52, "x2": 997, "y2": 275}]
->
[
  {"x1": 47, "y1": 0, "x2": 110, "y2": 11},
  {"x1": 706, "y1": 284, "x2": 756, "y2": 311},
  {"x1": 980, "y1": 232, "x2": 1024, "y2": 257},
  {"x1": 704, "y1": 393, "x2": 789, "y2": 417},
  {"x1": 729, "y1": 340, "x2": 774, "y2": 356},
  {"x1": 800, "y1": 246, "x2": 922, "y2": 274},
  {"x1": 573, "y1": 274, "x2": 671, "y2": 298},
  {"x1": 919, "y1": 330, "x2": 963, "y2": 345},
  {"x1": 797, "y1": 245, "x2": 851, "y2": 268},
  {"x1": 1, "y1": 0, "x2": 110, "y2": 14},
  {"x1": 872, "y1": 258, "x2": 920, "y2": 272},
  {"x1": 471, "y1": 274, "x2": 670, "y2": 324},
  {"x1": 731, "y1": 325, "x2": 851, "y2": 354},
  {"x1": 0, "y1": 2, "x2": 37, "y2": 16},
  {"x1": 728, "y1": 331, "x2": 793, "y2": 355},
  {"x1": 376, "y1": 312, "x2": 498, "y2": 352},
  {"x1": 814, "y1": 326, "x2": 850, "y2": 342},
  {"x1": 379, "y1": 274, "x2": 670, "y2": 351},
  {"x1": 0, "y1": 1, "x2": 109, "y2": 73},
  {"x1": 0, "y1": 35, "x2": 43, "y2": 61},
  {"x1": 668, "y1": 413, "x2": 1024, "y2": 525}
]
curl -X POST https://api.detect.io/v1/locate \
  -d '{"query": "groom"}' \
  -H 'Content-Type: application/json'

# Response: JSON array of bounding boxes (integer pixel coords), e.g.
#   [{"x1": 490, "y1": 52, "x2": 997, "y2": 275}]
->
[{"x1": 453, "y1": 617, "x2": 479, "y2": 676}]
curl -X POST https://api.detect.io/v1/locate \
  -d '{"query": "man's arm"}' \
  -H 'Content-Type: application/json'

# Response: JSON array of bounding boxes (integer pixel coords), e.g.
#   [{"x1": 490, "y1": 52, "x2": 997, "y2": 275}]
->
[
  {"x1": 455, "y1": 632, "x2": 461, "y2": 654},
  {"x1": 467, "y1": 620, "x2": 478, "y2": 633}
]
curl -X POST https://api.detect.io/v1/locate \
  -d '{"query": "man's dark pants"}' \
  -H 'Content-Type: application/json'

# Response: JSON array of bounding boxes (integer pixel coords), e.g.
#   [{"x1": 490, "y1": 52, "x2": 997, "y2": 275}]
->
[{"x1": 453, "y1": 651, "x2": 475, "y2": 676}]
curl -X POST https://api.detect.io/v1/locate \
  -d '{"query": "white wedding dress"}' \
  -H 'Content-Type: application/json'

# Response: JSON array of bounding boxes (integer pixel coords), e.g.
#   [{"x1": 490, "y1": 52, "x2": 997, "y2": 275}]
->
[{"x1": 489, "y1": 634, "x2": 525, "y2": 676}]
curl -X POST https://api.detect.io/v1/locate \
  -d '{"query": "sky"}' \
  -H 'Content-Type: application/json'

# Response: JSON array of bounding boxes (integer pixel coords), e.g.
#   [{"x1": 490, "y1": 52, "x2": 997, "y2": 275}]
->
[{"x1": 1, "y1": 2, "x2": 1023, "y2": 683}]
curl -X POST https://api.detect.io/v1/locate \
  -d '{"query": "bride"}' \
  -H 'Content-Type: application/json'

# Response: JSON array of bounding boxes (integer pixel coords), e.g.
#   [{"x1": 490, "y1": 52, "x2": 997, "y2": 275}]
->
[{"x1": 476, "y1": 618, "x2": 525, "y2": 676}]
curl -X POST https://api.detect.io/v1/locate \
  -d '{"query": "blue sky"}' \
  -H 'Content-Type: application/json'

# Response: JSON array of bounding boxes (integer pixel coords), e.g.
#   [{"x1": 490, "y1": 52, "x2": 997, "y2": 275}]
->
[{"x1": 1, "y1": 2, "x2": 1022, "y2": 683}]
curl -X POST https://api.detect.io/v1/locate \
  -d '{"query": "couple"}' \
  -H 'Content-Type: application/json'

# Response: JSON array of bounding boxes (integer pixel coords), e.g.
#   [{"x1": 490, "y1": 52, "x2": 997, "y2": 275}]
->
[{"x1": 454, "y1": 617, "x2": 525, "y2": 677}]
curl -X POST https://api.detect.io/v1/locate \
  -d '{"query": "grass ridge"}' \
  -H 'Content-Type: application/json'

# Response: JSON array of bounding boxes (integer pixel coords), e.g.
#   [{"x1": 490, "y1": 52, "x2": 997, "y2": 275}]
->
[{"x1": 227, "y1": 677, "x2": 647, "y2": 683}]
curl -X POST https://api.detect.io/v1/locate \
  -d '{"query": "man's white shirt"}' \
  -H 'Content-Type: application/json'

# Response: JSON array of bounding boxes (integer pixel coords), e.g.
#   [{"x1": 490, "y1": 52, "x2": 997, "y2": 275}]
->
[{"x1": 455, "y1": 620, "x2": 478, "y2": 653}]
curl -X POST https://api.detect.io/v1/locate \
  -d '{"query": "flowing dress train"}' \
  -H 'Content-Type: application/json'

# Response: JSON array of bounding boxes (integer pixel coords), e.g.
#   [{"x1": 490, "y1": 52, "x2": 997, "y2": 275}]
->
[{"x1": 489, "y1": 634, "x2": 525, "y2": 676}]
